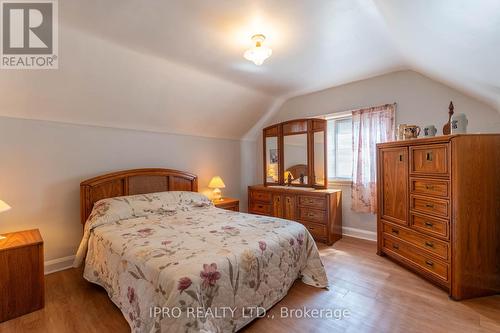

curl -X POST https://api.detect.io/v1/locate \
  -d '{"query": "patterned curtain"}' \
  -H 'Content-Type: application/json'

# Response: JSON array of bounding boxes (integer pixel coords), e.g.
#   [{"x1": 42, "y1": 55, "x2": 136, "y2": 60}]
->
[{"x1": 351, "y1": 104, "x2": 396, "y2": 213}]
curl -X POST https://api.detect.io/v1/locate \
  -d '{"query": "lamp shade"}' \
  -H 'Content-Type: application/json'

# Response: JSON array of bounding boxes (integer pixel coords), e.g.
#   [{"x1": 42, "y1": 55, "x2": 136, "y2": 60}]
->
[
  {"x1": 0, "y1": 200, "x2": 11, "y2": 213},
  {"x1": 208, "y1": 176, "x2": 226, "y2": 189}
]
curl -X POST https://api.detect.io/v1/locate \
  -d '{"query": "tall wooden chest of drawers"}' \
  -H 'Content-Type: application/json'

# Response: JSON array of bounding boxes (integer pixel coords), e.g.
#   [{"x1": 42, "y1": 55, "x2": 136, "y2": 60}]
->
[
  {"x1": 376, "y1": 134, "x2": 500, "y2": 300},
  {"x1": 248, "y1": 185, "x2": 342, "y2": 245}
]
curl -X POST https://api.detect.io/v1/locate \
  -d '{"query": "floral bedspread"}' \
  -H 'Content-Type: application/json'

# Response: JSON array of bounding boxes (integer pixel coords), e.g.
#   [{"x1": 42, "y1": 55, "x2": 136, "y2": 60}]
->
[{"x1": 74, "y1": 191, "x2": 328, "y2": 333}]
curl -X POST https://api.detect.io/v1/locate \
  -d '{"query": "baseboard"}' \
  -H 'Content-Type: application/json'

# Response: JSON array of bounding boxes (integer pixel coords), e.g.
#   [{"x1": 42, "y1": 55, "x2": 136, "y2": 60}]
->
[
  {"x1": 44, "y1": 255, "x2": 75, "y2": 275},
  {"x1": 342, "y1": 227, "x2": 377, "y2": 241}
]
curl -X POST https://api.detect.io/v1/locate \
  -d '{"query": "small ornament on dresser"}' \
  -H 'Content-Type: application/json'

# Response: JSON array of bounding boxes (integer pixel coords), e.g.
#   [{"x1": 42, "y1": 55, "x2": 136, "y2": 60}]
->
[
  {"x1": 403, "y1": 125, "x2": 420, "y2": 139},
  {"x1": 396, "y1": 124, "x2": 407, "y2": 140},
  {"x1": 451, "y1": 113, "x2": 468, "y2": 134},
  {"x1": 422, "y1": 125, "x2": 437, "y2": 137},
  {"x1": 442, "y1": 101, "x2": 454, "y2": 135}
]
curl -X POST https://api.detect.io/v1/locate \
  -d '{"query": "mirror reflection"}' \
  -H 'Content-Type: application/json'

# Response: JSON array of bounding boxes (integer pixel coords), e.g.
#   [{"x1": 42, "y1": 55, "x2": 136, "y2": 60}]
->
[
  {"x1": 314, "y1": 131, "x2": 325, "y2": 186},
  {"x1": 284, "y1": 134, "x2": 308, "y2": 185},
  {"x1": 265, "y1": 136, "x2": 279, "y2": 183}
]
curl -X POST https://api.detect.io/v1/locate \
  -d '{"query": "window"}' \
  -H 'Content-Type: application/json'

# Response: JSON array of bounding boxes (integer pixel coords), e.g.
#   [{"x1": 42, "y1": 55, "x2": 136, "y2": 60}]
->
[{"x1": 327, "y1": 115, "x2": 353, "y2": 181}]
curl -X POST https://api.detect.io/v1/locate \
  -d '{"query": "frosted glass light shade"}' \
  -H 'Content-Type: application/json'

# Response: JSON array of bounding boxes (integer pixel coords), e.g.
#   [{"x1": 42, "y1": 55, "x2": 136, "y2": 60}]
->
[
  {"x1": 243, "y1": 34, "x2": 272, "y2": 66},
  {"x1": 0, "y1": 200, "x2": 11, "y2": 213}
]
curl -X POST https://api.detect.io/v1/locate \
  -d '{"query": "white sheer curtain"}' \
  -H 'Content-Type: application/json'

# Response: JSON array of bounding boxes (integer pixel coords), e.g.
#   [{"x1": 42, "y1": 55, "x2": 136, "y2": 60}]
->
[{"x1": 351, "y1": 104, "x2": 396, "y2": 213}]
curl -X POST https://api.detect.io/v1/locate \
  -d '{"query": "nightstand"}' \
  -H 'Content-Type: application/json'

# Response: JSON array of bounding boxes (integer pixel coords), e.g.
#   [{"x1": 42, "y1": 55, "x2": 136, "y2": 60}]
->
[
  {"x1": 213, "y1": 197, "x2": 239, "y2": 211},
  {"x1": 0, "y1": 229, "x2": 44, "y2": 322}
]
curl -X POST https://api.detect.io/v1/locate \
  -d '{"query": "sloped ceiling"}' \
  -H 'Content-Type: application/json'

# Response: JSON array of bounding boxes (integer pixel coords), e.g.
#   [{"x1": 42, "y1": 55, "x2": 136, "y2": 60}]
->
[{"x1": 1, "y1": 0, "x2": 498, "y2": 139}]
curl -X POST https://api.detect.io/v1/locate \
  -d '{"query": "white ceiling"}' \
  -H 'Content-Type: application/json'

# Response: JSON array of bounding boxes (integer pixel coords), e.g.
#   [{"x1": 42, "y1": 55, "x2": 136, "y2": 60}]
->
[
  {"x1": 62, "y1": 0, "x2": 500, "y2": 108},
  {"x1": 1, "y1": 0, "x2": 498, "y2": 140}
]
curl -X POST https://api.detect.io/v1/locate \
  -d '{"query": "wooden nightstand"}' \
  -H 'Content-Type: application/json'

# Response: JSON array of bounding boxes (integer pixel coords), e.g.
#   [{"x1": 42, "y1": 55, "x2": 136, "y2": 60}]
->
[
  {"x1": 213, "y1": 198, "x2": 239, "y2": 211},
  {"x1": 0, "y1": 229, "x2": 44, "y2": 322}
]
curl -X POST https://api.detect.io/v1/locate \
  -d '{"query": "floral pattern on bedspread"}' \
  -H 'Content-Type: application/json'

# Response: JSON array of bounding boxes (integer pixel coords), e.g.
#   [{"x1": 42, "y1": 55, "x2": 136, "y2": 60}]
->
[{"x1": 75, "y1": 191, "x2": 328, "y2": 333}]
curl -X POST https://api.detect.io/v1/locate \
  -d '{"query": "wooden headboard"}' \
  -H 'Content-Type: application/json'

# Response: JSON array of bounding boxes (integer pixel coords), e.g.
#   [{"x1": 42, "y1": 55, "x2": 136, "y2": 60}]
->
[
  {"x1": 80, "y1": 168, "x2": 198, "y2": 224},
  {"x1": 286, "y1": 164, "x2": 308, "y2": 180}
]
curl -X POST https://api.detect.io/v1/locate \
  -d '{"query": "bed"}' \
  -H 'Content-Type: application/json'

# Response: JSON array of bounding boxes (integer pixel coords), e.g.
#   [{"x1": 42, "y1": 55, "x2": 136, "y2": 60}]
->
[{"x1": 74, "y1": 168, "x2": 328, "y2": 333}]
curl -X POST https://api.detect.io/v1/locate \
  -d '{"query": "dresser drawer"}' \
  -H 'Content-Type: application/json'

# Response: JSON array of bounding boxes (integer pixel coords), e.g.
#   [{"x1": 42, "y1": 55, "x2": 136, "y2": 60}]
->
[
  {"x1": 299, "y1": 207, "x2": 326, "y2": 224},
  {"x1": 302, "y1": 222, "x2": 327, "y2": 239},
  {"x1": 383, "y1": 235, "x2": 449, "y2": 282},
  {"x1": 250, "y1": 190, "x2": 272, "y2": 203},
  {"x1": 382, "y1": 222, "x2": 449, "y2": 260},
  {"x1": 410, "y1": 213, "x2": 449, "y2": 240},
  {"x1": 410, "y1": 144, "x2": 449, "y2": 175},
  {"x1": 410, "y1": 178, "x2": 449, "y2": 198},
  {"x1": 298, "y1": 196, "x2": 326, "y2": 209},
  {"x1": 249, "y1": 202, "x2": 272, "y2": 216},
  {"x1": 411, "y1": 195, "x2": 449, "y2": 218}
]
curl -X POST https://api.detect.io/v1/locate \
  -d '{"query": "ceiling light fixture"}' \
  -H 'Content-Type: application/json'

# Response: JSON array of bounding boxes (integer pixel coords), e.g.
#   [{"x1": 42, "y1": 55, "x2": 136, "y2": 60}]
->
[{"x1": 244, "y1": 34, "x2": 272, "y2": 66}]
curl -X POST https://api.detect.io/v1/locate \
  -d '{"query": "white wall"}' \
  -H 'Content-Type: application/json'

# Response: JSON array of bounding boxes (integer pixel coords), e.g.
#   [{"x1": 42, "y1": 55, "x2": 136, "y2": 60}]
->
[
  {"x1": 248, "y1": 70, "x2": 500, "y2": 236},
  {"x1": 0, "y1": 24, "x2": 274, "y2": 140},
  {"x1": 0, "y1": 22, "x2": 273, "y2": 272},
  {"x1": 0, "y1": 117, "x2": 242, "y2": 270}
]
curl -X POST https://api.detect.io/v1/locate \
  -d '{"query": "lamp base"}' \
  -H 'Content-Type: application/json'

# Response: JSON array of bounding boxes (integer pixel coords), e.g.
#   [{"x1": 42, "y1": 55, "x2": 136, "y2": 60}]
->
[{"x1": 212, "y1": 188, "x2": 222, "y2": 201}]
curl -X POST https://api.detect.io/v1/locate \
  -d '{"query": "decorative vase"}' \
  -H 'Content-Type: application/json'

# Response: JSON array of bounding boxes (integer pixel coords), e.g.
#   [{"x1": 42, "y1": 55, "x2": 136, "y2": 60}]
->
[
  {"x1": 451, "y1": 113, "x2": 468, "y2": 134},
  {"x1": 443, "y1": 101, "x2": 454, "y2": 135}
]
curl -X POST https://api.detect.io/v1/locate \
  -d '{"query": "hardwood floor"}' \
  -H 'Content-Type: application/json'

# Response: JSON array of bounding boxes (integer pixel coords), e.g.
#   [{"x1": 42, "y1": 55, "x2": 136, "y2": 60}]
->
[{"x1": 0, "y1": 237, "x2": 498, "y2": 332}]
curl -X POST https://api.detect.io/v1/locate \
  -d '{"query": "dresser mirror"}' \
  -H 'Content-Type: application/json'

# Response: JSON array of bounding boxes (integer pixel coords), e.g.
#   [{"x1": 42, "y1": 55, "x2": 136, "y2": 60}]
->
[
  {"x1": 313, "y1": 131, "x2": 326, "y2": 186},
  {"x1": 284, "y1": 133, "x2": 308, "y2": 184},
  {"x1": 265, "y1": 136, "x2": 279, "y2": 183},
  {"x1": 263, "y1": 118, "x2": 327, "y2": 189}
]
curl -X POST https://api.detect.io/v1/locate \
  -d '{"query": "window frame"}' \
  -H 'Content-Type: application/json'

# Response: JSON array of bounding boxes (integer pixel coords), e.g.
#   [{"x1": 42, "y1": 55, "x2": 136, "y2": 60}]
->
[{"x1": 325, "y1": 111, "x2": 353, "y2": 185}]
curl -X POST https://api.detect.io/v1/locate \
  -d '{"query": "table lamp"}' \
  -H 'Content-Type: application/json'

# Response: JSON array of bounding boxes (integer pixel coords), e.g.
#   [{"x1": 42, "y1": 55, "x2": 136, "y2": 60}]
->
[
  {"x1": 0, "y1": 200, "x2": 11, "y2": 240},
  {"x1": 284, "y1": 171, "x2": 294, "y2": 184},
  {"x1": 208, "y1": 176, "x2": 225, "y2": 201}
]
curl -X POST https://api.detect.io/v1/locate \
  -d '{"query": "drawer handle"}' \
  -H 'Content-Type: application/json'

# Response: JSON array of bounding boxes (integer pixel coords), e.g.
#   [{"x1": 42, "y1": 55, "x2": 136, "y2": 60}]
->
[
  {"x1": 257, "y1": 205, "x2": 263, "y2": 209},
  {"x1": 425, "y1": 241, "x2": 434, "y2": 248},
  {"x1": 392, "y1": 243, "x2": 400, "y2": 250},
  {"x1": 425, "y1": 185, "x2": 435, "y2": 190},
  {"x1": 307, "y1": 212, "x2": 315, "y2": 217},
  {"x1": 399, "y1": 154, "x2": 403, "y2": 162},
  {"x1": 391, "y1": 228, "x2": 399, "y2": 235},
  {"x1": 425, "y1": 260, "x2": 434, "y2": 267},
  {"x1": 425, "y1": 203, "x2": 435, "y2": 208},
  {"x1": 309, "y1": 226, "x2": 315, "y2": 230},
  {"x1": 424, "y1": 221, "x2": 434, "y2": 227},
  {"x1": 426, "y1": 152, "x2": 433, "y2": 161}
]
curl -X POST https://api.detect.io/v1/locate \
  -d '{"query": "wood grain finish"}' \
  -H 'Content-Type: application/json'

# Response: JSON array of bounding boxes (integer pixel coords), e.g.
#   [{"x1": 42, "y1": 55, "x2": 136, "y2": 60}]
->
[
  {"x1": 410, "y1": 144, "x2": 449, "y2": 175},
  {"x1": 379, "y1": 147, "x2": 408, "y2": 226},
  {"x1": 212, "y1": 198, "x2": 239, "y2": 212},
  {"x1": 377, "y1": 134, "x2": 500, "y2": 300},
  {"x1": 283, "y1": 195, "x2": 296, "y2": 220},
  {"x1": 410, "y1": 178, "x2": 449, "y2": 198},
  {"x1": 248, "y1": 185, "x2": 342, "y2": 245},
  {"x1": 2, "y1": 238, "x2": 498, "y2": 333},
  {"x1": 410, "y1": 194, "x2": 450, "y2": 218},
  {"x1": 80, "y1": 168, "x2": 198, "y2": 225},
  {"x1": 263, "y1": 118, "x2": 327, "y2": 189},
  {"x1": 383, "y1": 222, "x2": 449, "y2": 260},
  {"x1": 382, "y1": 234, "x2": 449, "y2": 283},
  {"x1": 451, "y1": 135, "x2": 500, "y2": 300},
  {"x1": 0, "y1": 229, "x2": 44, "y2": 322},
  {"x1": 410, "y1": 212, "x2": 449, "y2": 240}
]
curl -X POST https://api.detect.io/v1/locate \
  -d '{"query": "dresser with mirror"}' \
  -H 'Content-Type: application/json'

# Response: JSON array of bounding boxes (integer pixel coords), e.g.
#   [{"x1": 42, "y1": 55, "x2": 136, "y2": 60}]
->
[{"x1": 249, "y1": 118, "x2": 342, "y2": 245}]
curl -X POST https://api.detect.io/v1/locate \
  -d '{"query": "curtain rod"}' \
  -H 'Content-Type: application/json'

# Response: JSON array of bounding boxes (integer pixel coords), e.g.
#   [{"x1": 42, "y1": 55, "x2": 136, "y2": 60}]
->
[
  {"x1": 337, "y1": 102, "x2": 397, "y2": 114},
  {"x1": 323, "y1": 102, "x2": 397, "y2": 119}
]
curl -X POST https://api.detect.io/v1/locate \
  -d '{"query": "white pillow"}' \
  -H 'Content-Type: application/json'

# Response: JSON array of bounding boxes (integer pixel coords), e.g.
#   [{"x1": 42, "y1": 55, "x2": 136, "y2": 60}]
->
[{"x1": 87, "y1": 191, "x2": 212, "y2": 226}]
